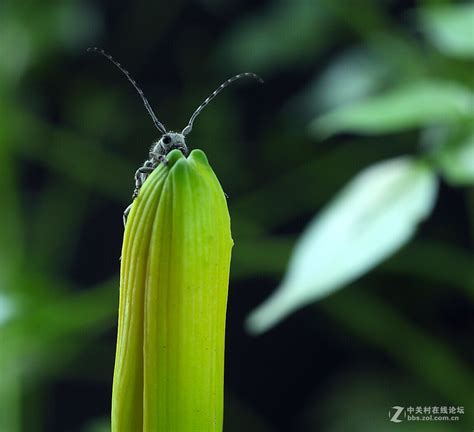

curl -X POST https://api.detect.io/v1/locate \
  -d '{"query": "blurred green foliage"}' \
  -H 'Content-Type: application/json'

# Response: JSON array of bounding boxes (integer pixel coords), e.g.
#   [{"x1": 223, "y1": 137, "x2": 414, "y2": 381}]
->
[
  {"x1": 248, "y1": 2, "x2": 473, "y2": 332},
  {"x1": 0, "y1": 0, "x2": 473, "y2": 431}
]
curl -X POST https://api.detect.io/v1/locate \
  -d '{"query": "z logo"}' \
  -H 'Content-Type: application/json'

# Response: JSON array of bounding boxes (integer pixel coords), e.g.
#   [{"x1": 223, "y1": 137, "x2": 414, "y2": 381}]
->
[{"x1": 389, "y1": 406, "x2": 405, "y2": 423}]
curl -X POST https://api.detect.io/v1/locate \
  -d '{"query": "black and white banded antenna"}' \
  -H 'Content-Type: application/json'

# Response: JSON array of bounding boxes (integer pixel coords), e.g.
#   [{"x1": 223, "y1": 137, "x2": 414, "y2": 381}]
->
[
  {"x1": 87, "y1": 47, "x2": 167, "y2": 134},
  {"x1": 182, "y1": 72, "x2": 263, "y2": 136}
]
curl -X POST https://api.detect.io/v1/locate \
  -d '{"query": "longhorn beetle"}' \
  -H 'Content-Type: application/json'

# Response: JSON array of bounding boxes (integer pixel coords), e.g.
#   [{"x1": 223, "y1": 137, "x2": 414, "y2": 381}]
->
[{"x1": 87, "y1": 47, "x2": 263, "y2": 226}]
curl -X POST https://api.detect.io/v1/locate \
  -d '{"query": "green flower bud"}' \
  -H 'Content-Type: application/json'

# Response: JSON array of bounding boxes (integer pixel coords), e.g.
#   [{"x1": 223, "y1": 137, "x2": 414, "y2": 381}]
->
[{"x1": 112, "y1": 149, "x2": 233, "y2": 432}]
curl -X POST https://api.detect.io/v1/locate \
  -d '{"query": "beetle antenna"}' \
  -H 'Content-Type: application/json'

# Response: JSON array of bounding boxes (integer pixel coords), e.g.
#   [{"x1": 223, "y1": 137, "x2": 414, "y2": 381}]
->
[
  {"x1": 87, "y1": 47, "x2": 167, "y2": 134},
  {"x1": 182, "y1": 72, "x2": 263, "y2": 136}
]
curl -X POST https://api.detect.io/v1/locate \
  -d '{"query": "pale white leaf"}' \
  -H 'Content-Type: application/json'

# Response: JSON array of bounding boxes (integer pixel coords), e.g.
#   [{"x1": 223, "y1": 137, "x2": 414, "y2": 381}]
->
[
  {"x1": 247, "y1": 157, "x2": 438, "y2": 334},
  {"x1": 419, "y1": 4, "x2": 474, "y2": 59}
]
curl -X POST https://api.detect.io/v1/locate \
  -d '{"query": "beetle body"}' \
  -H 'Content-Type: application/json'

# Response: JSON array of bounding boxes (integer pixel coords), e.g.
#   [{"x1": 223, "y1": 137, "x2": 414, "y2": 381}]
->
[
  {"x1": 123, "y1": 132, "x2": 189, "y2": 225},
  {"x1": 87, "y1": 47, "x2": 262, "y2": 227},
  {"x1": 140, "y1": 131, "x2": 189, "y2": 199}
]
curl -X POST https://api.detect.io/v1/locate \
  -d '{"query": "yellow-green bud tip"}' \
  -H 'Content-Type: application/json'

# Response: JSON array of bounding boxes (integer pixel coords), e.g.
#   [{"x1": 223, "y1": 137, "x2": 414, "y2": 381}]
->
[{"x1": 113, "y1": 149, "x2": 232, "y2": 432}]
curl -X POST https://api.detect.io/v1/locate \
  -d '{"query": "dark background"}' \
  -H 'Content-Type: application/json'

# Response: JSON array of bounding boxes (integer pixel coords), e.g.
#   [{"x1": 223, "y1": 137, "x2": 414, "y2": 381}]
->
[{"x1": 0, "y1": 0, "x2": 472, "y2": 431}]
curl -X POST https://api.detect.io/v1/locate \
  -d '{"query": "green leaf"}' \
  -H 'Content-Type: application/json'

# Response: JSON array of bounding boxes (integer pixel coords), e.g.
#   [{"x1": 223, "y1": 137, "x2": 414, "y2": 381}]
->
[
  {"x1": 246, "y1": 157, "x2": 438, "y2": 334},
  {"x1": 311, "y1": 80, "x2": 473, "y2": 137},
  {"x1": 82, "y1": 418, "x2": 110, "y2": 432},
  {"x1": 419, "y1": 4, "x2": 474, "y2": 59},
  {"x1": 434, "y1": 127, "x2": 474, "y2": 186},
  {"x1": 0, "y1": 293, "x2": 17, "y2": 326},
  {"x1": 216, "y1": 0, "x2": 333, "y2": 73},
  {"x1": 306, "y1": 47, "x2": 390, "y2": 111}
]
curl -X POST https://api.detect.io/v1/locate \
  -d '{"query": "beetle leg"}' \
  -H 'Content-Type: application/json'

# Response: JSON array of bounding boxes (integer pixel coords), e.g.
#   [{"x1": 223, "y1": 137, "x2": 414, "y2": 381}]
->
[
  {"x1": 149, "y1": 152, "x2": 168, "y2": 166},
  {"x1": 138, "y1": 166, "x2": 155, "y2": 174},
  {"x1": 124, "y1": 160, "x2": 163, "y2": 226},
  {"x1": 132, "y1": 166, "x2": 155, "y2": 199},
  {"x1": 157, "y1": 154, "x2": 168, "y2": 165},
  {"x1": 123, "y1": 203, "x2": 132, "y2": 227}
]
